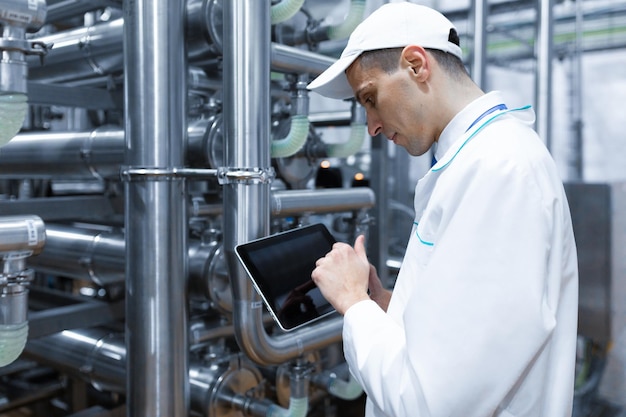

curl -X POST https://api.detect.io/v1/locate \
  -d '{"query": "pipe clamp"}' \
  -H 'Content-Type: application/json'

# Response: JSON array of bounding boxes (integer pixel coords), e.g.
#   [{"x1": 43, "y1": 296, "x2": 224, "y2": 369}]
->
[{"x1": 217, "y1": 167, "x2": 275, "y2": 185}]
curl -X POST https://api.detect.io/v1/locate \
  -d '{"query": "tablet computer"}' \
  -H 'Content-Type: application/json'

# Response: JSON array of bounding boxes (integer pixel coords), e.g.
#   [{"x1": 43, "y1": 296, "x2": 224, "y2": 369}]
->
[{"x1": 235, "y1": 223, "x2": 337, "y2": 332}]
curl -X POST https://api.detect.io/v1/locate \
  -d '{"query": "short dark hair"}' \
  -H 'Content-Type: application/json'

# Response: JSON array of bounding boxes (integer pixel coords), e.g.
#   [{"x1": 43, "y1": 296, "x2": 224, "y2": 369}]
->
[
  {"x1": 425, "y1": 49, "x2": 468, "y2": 78},
  {"x1": 356, "y1": 28, "x2": 467, "y2": 78}
]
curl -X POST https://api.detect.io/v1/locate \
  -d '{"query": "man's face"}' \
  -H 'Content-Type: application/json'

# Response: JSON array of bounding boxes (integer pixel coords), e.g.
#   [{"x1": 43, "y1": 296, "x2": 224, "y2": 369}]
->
[{"x1": 345, "y1": 57, "x2": 436, "y2": 157}]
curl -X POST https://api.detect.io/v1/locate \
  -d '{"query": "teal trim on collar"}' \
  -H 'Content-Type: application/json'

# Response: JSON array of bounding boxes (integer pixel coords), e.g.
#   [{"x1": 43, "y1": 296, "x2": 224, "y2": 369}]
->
[{"x1": 431, "y1": 105, "x2": 532, "y2": 173}]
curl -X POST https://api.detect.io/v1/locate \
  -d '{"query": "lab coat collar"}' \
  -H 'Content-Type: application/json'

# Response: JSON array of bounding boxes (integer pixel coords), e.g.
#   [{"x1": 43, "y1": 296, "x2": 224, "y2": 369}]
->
[{"x1": 432, "y1": 91, "x2": 508, "y2": 164}]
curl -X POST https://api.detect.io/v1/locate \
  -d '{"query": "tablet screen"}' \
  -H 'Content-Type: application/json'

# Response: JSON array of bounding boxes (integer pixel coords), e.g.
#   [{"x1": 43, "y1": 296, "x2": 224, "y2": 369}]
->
[{"x1": 235, "y1": 223, "x2": 337, "y2": 331}]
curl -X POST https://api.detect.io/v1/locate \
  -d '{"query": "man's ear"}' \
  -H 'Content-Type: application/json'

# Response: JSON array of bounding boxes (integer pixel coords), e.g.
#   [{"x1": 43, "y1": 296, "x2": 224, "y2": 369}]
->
[{"x1": 401, "y1": 45, "x2": 430, "y2": 81}]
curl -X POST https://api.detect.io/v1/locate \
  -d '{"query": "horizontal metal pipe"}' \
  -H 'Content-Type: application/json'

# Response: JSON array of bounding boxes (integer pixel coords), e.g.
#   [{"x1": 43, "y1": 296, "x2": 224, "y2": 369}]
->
[
  {"x1": 46, "y1": 0, "x2": 122, "y2": 23},
  {"x1": 24, "y1": 327, "x2": 265, "y2": 414},
  {"x1": 191, "y1": 188, "x2": 376, "y2": 217},
  {"x1": 0, "y1": 215, "x2": 46, "y2": 255},
  {"x1": 26, "y1": 224, "x2": 125, "y2": 287},
  {"x1": 272, "y1": 188, "x2": 375, "y2": 216},
  {"x1": 270, "y1": 43, "x2": 335, "y2": 75},
  {"x1": 308, "y1": 111, "x2": 353, "y2": 127},
  {"x1": 24, "y1": 328, "x2": 127, "y2": 393},
  {"x1": 0, "y1": 128, "x2": 124, "y2": 179},
  {"x1": 27, "y1": 187, "x2": 375, "y2": 285},
  {"x1": 29, "y1": 16, "x2": 336, "y2": 84},
  {"x1": 0, "y1": 380, "x2": 65, "y2": 413},
  {"x1": 27, "y1": 225, "x2": 221, "y2": 302},
  {"x1": 0, "y1": 196, "x2": 120, "y2": 223},
  {"x1": 28, "y1": 18, "x2": 125, "y2": 83}
]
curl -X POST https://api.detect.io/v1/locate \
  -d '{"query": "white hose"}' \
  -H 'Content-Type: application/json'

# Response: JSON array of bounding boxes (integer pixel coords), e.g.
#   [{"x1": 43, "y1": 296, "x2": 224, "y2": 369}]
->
[
  {"x1": 326, "y1": 123, "x2": 366, "y2": 158},
  {"x1": 0, "y1": 93, "x2": 28, "y2": 147},
  {"x1": 266, "y1": 396, "x2": 308, "y2": 417},
  {"x1": 271, "y1": 0, "x2": 306, "y2": 25},
  {"x1": 0, "y1": 322, "x2": 29, "y2": 367},
  {"x1": 327, "y1": 0, "x2": 366, "y2": 40},
  {"x1": 327, "y1": 372, "x2": 363, "y2": 400},
  {"x1": 271, "y1": 115, "x2": 310, "y2": 158}
]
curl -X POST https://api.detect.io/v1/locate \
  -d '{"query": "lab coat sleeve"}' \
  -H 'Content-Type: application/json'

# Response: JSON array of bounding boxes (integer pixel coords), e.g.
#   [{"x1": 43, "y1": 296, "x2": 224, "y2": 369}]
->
[{"x1": 343, "y1": 135, "x2": 565, "y2": 416}]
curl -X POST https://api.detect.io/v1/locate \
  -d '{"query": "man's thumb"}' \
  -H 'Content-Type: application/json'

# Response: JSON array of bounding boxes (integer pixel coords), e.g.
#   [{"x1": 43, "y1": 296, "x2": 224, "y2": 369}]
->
[{"x1": 354, "y1": 234, "x2": 368, "y2": 262}]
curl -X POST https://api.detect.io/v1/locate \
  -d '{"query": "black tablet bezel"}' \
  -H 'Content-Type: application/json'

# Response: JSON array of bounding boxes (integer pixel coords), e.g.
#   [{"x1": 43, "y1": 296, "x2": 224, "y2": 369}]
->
[{"x1": 235, "y1": 223, "x2": 337, "y2": 332}]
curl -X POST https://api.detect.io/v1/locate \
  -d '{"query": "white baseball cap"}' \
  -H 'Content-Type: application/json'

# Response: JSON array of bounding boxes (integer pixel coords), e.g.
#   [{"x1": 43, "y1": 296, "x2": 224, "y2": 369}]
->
[{"x1": 307, "y1": 2, "x2": 463, "y2": 99}]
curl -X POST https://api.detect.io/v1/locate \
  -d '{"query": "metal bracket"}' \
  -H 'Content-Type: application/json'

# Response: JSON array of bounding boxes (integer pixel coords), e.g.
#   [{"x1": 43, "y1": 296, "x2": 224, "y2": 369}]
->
[{"x1": 217, "y1": 167, "x2": 275, "y2": 185}]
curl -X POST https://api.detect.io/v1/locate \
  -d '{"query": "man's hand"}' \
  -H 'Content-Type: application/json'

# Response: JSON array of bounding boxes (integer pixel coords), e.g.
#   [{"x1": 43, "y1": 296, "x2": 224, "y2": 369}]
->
[
  {"x1": 312, "y1": 234, "x2": 371, "y2": 315},
  {"x1": 367, "y1": 264, "x2": 392, "y2": 312}
]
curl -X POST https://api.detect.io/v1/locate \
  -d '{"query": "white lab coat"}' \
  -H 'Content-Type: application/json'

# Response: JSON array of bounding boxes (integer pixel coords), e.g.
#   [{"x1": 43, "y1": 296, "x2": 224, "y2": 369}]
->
[{"x1": 343, "y1": 92, "x2": 579, "y2": 417}]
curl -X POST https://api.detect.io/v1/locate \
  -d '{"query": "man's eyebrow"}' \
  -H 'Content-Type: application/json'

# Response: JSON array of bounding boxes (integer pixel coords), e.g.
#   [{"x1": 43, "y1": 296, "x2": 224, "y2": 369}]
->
[{"x1": 354, "y1": 87, "x2": 367, "y2": 105}]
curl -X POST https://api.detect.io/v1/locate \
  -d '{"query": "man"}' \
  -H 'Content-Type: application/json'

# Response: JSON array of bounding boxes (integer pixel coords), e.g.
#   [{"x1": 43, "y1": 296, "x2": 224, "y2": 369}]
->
[{"x1": 308, "y1": 2, "x2": 579, "y2": 417}]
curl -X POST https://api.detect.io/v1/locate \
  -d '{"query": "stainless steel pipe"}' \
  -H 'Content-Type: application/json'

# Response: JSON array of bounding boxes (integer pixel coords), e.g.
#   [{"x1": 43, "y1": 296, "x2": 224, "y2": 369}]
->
[
  {"x1": 29, "y1": 6, "x2": 335, "y2": 84},
  {"x1": 28, "y1": 186, "x2": 375, "y2": 287},
  {"x1": 26, "y1": 224, "x2": 125, "y2": 287},
  {"x1": 222, "y1": 0, "x2": 342, "y2": 367},
  {"x1": 535, "y1": 0, "x2": 555, "y2": 150},
  {"x1": 271, "y1": 188, "x2": 375, "y2": 216},
  {"x1": 24, "y1": 327, "x2": 264, "y2": 415},
  {"x1": 123, "y1": 0, "x2": 189, "y2": 415},
  {"x1": 28, "y1": 18, "x2": 124, "y2": 84},
  {"x1": 0, "y1": 128, "x2": 124, "y2": 180}
]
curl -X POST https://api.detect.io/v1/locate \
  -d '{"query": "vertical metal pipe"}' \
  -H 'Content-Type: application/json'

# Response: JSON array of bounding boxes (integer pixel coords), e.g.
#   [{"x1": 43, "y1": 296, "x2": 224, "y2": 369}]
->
[
  {"x1": 535, "y1": 0, "x2": 554, "y2": 150},
  {"x1": 223, "y1": 0, "x2": 342, "y2": 366},
  {"x1": 222, "y1": 0, "x2": 273, "y2": 362},
  {"x1": 471, "y1": 0, "x2": 488, "y2": 89},
  {"x1": 123, "y1": 0, "x2": 188, "y2": 415},
  {"x1": 369, "y1": 135, "x2": 390, "y2": 289},
  {"x1": 569, "y1": 0, "x2": 584, "y2": 181}
]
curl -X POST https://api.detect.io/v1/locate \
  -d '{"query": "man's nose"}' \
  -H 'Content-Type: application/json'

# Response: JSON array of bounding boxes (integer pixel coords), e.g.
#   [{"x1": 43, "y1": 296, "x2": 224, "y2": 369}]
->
[{"x1": 366, "y1": 113, "x2": 382, "y2": 137}]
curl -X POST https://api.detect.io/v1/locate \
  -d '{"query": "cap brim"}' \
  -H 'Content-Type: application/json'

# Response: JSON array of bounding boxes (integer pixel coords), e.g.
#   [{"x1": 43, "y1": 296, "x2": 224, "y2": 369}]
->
[{"x1": 307, "y1": 53, "x2": 359, "y2": 100}]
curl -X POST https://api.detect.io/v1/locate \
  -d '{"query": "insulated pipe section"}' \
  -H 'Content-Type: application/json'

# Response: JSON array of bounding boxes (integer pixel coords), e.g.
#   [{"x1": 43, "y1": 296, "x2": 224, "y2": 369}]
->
[
  {"x1": 0, "y1": 128, "x2": 124, "y2": 180},
  {"x1": 223, "y1": 0, "x2": 343, "y2": 367},
  {"x1": 0, "y1": 215, "x2": 45, "y2": 367},
  {"x1": 123, "y1": 0, "x2": 188, "y2": 416}
]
